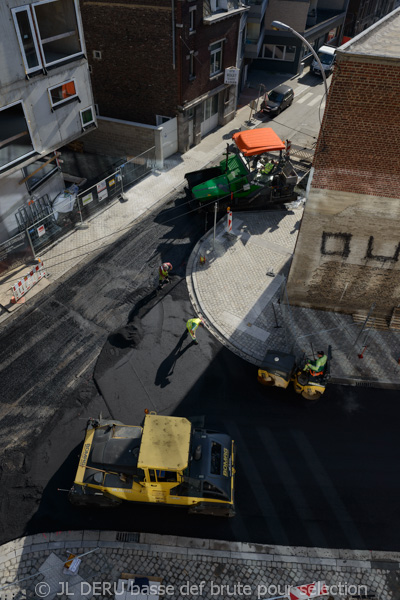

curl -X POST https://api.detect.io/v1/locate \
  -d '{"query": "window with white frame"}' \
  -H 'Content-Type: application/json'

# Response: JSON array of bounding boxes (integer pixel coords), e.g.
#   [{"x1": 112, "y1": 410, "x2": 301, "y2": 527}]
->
[
  {"x1": 12, "y1": 0, "x2": 84, "y2": 75},
  {"x1": 263, "y1": 44, "x2": 296, "y2": 61},
  {"x1": 210, "y1": 41, "x2": 223, "y2": 76},
  {"x1": 80, "y1": 106, "x2": 95, "y2": 129},
  {"x1": 48, "y1": 79, "x2": 78, "y2": 107},
  {"x1": 189, "y1": 7, "x2": 196, "y2": 32},
  {"x1": 0, "y1": 102, "x2": 35, "y2": 171}
]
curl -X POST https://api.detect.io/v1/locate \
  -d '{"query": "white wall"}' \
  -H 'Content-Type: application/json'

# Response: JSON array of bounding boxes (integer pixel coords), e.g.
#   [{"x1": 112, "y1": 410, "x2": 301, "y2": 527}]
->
[
  {"x1": 0, "y1": 0, "x2": 96, "y2": 176},
  {"x1": 0, "y1": 0, "x2": 96, "y2": 243}
]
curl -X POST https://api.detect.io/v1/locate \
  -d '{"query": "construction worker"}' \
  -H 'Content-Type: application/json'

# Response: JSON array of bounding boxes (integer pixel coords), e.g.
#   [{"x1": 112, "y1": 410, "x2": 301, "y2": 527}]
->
[
  {"x1": 304, "y1": 351, "x2": 327, "y2": 377},
  {"x1": 158, "y1": 262, "x2": 172, "y2": 290},
  {"x1": 186, "y1": 317, "x2": 203, "y2": 344}
]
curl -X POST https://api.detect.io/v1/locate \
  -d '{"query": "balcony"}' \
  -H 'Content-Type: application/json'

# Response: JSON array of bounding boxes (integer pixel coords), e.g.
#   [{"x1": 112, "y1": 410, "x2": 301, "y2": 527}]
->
[
  {"x1": 203, "y1": 0, "x2": 249, "y2": 23},
  {"x1": 244, "y1": 31, "x2": 265, "y2": 58},
  {"x1": 305, "y1": 8, "x2": 347, "y2": 36},
  {"x1": 246, "y1": 0, "x2": 268, "y2": 19}
]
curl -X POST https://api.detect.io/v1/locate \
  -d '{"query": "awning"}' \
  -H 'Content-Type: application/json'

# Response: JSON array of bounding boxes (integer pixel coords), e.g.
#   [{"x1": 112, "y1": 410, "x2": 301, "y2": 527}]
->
[{"x1": 232, "y1": 128, "x2": 285, "y2": 156}]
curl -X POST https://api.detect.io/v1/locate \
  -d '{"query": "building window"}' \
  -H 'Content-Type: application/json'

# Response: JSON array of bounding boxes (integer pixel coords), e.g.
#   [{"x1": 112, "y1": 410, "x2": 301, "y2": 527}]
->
[
  {"x1": 156, "y1": 115, "x2": 171, "y2": 126},
  {"x1": 189, "y1": 7, "x2": 196, "y2": 32},
  {"x1": 23, "y1": 156, "x2": 59, "y2": 192},
  {"x1": 0, "y1": 102, "x2": 35, "y2": 172},
  {"x1": 203, "y1": 95, "x2": 218, "y2": 121},
  {"x1": 12, "y1": 8, "x2": 41, "y2": 72},
  {"x1": 189, "y1": 52, "x2": 195, "y2": 79},
  {"x1": 211, "y1": 0, "x2": 227, "y2": 11},
  {"x1": 93, "y1": 50, "x2": 102, "y2": 59},
  {"x1": 12, "y1": 0, "x2": 84, "y2": 75},
  {"x1": 80, "y1": 106, "x2": 95, "y2": 128},
  {"x1": 326, "y1": 27, "x2": 338, "y2": 42},
  {"x1": 210, "y1": 41, "x2": 223, "y2": 76},
  {"x1": 263, "y1": 44, "x2": 296, "y2": 61},
  {"x1": 48, "y1": 80, "x2": 77, "y2": 107}
]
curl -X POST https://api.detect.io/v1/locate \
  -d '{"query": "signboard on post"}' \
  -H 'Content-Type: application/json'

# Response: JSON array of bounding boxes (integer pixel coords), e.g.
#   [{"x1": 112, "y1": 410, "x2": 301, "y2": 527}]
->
[
  {"x1": 224, "y1": 67, "x2": 239, "y2": 85},
  {"x1": 37, "y1": 225, "x2": 46, "y2": 237}
]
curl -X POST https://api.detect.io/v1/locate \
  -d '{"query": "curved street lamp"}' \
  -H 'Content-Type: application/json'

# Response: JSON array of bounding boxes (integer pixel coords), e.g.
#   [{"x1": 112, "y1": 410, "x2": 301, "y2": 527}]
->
[{"x1": 271, "y1": 20, "x2": 328, "y2": 100}]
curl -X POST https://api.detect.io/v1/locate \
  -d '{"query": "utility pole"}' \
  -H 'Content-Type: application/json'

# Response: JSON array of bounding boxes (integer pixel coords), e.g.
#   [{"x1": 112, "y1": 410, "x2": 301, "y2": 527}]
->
[{"x1": 213, "y1": 202, "x2": 217, "y2": 250}]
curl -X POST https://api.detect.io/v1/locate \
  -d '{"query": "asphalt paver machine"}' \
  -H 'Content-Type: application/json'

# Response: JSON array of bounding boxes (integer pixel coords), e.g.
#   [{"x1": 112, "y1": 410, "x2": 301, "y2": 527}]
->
[{"x1": 185, "y1": 128, "x2": 300, "y2": 212}]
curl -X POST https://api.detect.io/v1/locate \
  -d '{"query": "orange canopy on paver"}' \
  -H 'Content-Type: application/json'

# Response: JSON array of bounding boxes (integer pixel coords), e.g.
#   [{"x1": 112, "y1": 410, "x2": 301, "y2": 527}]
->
[{"x1": 232, "y1": 128, "x2": 285, "y2": 156}]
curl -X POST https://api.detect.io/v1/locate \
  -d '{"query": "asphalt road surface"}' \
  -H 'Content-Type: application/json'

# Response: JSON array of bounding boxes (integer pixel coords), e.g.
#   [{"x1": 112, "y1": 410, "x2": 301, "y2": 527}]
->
[{"x1": 0, "y1": 191, "x2": 399, "y2": 552}]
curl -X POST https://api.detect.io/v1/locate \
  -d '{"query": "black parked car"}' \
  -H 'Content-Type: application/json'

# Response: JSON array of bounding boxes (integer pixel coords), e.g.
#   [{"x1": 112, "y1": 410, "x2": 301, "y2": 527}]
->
[{"x1": 260, "y1": 84, "x2": 294, "y2": 116}]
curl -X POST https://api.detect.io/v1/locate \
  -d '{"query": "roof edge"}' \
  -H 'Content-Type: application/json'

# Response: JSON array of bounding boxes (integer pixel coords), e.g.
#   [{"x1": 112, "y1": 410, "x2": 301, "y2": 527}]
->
[{"x1": 337, "y1": 6, "x2": 400, "y2": 55}]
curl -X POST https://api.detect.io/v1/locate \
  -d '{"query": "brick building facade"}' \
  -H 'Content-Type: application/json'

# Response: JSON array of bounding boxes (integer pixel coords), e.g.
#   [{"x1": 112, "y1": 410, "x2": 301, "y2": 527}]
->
[
  {"x1": 287, "y1": 7, "x2": 400, "y2": 319},
  {"x1": 80, "y1": 0, "x2": 247, "y2": 156}
]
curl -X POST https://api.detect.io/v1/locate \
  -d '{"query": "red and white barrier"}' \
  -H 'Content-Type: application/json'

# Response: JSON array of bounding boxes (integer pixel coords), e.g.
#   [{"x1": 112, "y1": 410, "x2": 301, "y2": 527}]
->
[
  {"x1": 226, "y1": 207, "x2": 232, "y2": 232},
  {"x1": 11, "y1": 260, "x2": 47, "y2": 303},
  {"x1": 286, "y1": 139, "x2": 292, "y2": 156},
  {"x1": 289, "y1": 582, "x2": 328, "y2": 600}
]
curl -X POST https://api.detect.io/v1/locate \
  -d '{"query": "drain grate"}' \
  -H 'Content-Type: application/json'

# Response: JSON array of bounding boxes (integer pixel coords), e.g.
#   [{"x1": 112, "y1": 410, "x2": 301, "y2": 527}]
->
[
  {"x1": 116, "y1": 532, "x2": 140, "y2": 543},
  {"x1": 355, "y1": 381, "x2": 373, "y2": 387}
]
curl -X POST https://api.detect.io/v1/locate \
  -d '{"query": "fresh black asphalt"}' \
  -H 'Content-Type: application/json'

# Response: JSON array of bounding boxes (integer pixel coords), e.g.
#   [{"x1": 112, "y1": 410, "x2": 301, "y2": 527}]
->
[{"x1": 0, "y1": 193, "x2": 398, "y2": 550}]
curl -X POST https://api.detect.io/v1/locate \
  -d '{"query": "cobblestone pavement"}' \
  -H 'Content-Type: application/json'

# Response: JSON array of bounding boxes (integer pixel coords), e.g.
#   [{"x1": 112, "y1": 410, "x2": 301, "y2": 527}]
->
[
  {"x1": 0, "y1": 532, "x2": 398, "y2": 600},
  {"x1": 186, "y1": 211, "x2": 400, "y2": 388}
]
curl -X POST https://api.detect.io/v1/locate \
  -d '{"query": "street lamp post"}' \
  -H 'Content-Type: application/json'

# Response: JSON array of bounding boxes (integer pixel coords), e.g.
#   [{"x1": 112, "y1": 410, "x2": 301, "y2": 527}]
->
[{"x1": 271, "y1": 20, "x2": 328, "y2": 101}]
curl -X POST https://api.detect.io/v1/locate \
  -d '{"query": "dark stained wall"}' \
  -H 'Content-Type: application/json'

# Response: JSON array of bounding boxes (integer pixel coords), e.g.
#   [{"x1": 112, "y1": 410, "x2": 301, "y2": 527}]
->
[{"x1": 81, "y1": 0, "x2": 240, "y2": 125}]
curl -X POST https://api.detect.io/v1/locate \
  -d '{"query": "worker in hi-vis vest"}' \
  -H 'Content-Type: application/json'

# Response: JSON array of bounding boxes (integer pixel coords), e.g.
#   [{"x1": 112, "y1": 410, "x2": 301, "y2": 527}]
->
[
  {"x1": 158, "y1": 262, "x2": 172, "y2": 290},
  {"x1": 304, "y1": 351, "x2": 327, "y2": 376},
  {"x1": 186, "y1": 317, "x2": 204, "y2": 344}
]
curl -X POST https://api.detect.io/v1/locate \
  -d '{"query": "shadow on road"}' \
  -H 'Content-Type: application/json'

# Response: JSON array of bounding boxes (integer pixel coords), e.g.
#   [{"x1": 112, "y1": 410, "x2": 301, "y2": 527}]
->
[{"x1": 155, "y1": 331, "x2": 196, "y2": 388}]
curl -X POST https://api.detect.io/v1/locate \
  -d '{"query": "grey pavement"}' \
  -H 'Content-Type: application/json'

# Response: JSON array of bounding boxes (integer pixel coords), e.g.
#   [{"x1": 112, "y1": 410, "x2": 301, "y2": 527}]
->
[
  {"x1": 186, "y1": 210, "x2": 400, "y2": 388},
  {"x1": 0, "y1": 531, "x2": 398, "y2": 600}
]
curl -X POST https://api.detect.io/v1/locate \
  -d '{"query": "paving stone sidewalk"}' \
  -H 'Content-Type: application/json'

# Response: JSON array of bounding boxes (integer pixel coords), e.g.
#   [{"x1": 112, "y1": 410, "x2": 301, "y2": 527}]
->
[
  {"x1": 0, "y1": 532, "x2": 399, "y2": 600},
  {"x1": 186, "y1": 211, "x2": 400, "y2": 388}
]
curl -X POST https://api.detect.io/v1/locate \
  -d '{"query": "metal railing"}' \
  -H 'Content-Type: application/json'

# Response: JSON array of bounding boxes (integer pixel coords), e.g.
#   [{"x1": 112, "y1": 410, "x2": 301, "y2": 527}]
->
[
  {"x1": 2, "y1": 147, "x2": 157, "y2": 265},
  {"x1": 76, "y1": 147, "x2": 156, "y2": 221},
  {"x1": 0, "y1": 231, "x2": 35, "y2": 276}
]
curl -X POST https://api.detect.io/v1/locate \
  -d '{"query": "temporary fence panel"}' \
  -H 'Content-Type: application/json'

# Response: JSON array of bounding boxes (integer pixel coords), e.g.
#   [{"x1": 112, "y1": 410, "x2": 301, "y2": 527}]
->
[
  {"x1": 11, "y1": 146, "x2": 156, "y2": 263},
  {"x1": 120, "y1": 147, "x2": 156, "y2": 190},
  {"x1": 76, "y1": 146, "x2": 156, "y2": 221},
  {"x1": 16, "y1": 193, "x2": 79, "y2": 256},
  {"x1": 0, "y1": 231, "x2": 35, "y2": 275},
  {"x1": 77, "y1": 171, "x2": 123, "y2": 220}
]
